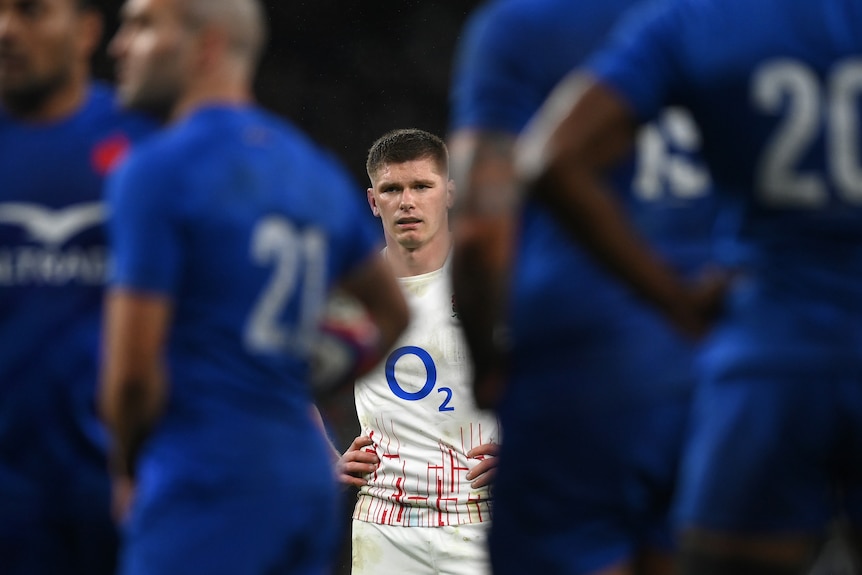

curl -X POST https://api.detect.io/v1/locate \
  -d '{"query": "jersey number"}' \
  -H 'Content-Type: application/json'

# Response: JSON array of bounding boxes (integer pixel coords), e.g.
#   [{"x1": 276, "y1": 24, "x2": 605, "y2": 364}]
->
[
  {"x1": 633, "y1": 108, "x2": 711, "y2": 201},
  {"x1": 244, "y1": 216, "x2": 327, "y2": 354},
  {"x1": 753, "y1": 59, "x2": 862, "y2": 207},
  {"x1": 385, "y1": 346, "x2": 454, "y2": 412}
]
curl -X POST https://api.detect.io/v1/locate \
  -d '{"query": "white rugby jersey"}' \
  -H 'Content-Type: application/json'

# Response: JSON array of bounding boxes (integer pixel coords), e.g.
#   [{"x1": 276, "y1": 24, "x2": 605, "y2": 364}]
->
[{"x1": 353, "y1": 261, "x2": 499, "y2": 527}]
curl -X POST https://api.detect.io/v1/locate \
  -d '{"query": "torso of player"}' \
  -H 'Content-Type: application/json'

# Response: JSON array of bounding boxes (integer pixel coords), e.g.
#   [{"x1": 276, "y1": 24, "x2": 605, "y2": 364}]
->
[
  {"x1": 0, "y1": 85, "x2": 151, "y2": 291},
  {"x1": 354, "y1": 263, "x2": 499, "y2": 527},
  {"x1": 0, "y1": 84, "x2": 153, "y2": 381}
]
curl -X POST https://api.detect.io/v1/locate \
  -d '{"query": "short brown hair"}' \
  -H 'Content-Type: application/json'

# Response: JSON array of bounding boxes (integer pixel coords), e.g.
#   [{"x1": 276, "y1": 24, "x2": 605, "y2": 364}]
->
[{"x1": 366, "y1": 128, "x2": 448, "y2": 181}]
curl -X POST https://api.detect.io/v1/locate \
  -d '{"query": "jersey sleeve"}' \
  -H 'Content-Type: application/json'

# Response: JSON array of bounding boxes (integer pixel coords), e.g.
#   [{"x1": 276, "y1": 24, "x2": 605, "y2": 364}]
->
[
  {"x1": 106, "y1": 148, "x2": 185, "y2": 295},
  {"x1": 586, "y1": 0, "x2": 687, "y2": 123},
  {"x1": 320, "y1": 155, "x2": 382, "y2": 281},
  {"x1": 449, "y1": 4, "x2": 549, "y2": 133}
]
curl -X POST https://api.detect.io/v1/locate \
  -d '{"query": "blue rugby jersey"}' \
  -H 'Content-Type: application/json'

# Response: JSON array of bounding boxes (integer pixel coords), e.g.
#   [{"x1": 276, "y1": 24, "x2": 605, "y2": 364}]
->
[{"x1": 0, "y1": 83, "x2": 154, "y2": 510}]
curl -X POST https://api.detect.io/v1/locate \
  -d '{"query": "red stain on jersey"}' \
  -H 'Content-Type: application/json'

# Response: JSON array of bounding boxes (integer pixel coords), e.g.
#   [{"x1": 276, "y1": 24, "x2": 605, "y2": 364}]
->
[{"x1": 92, "y1": 134, "x2": 131, "y2": 176}]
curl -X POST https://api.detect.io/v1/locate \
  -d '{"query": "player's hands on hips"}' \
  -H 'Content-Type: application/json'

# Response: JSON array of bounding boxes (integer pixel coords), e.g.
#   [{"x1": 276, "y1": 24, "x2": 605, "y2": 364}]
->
[
  {"x1": 111, "y1": 474, "x2": 136, "y2": 524},
  {"x1": 466, "y1": 442, "x2": 499, "y2": 488},
  {"x1": 337, "y1": 435, "x2": 379, "y2": 487}
]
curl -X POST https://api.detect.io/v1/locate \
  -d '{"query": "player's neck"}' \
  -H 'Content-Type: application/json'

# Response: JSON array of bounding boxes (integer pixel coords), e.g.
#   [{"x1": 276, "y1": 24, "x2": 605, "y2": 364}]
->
[
  {"x1": 386, "y1": 234, "x2": 452, "y2": 278},
  {"x1": 5, "y1": 75, "x2": 88, "y2": 124},
  {"x1": 169, "y1": 72, "x2": 254, "y2": 123}
]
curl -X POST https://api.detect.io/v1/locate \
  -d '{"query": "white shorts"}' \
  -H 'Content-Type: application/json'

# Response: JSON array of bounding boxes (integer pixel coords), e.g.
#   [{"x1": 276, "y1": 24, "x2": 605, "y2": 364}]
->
[{"x1": 351, "y1": 519, "x2": 491, "y2": 575}]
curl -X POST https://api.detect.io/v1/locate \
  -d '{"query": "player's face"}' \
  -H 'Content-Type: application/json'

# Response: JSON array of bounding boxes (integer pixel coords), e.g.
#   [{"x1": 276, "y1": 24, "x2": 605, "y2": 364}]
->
[
  {"x1": 368, "y1": 157, "x2": 454, "y2": 251},
  {"x1": 110, "y1": 0, "x2": 192, "y2": 118},
  {"x1": 0, "y1": 0, "x2": 89, "y2": 109}
]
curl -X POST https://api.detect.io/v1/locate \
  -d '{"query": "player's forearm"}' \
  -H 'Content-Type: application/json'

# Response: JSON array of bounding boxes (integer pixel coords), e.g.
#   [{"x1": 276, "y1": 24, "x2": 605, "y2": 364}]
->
[
  {"x1": 452, "y1": 216, "x2": 512, "y2": 408},
  {"x1": 101, "y1": 372, "x2": 165, "y2": 478},
  {"x1": 309, "y1": 404, "x2": 341, "y2": 463},
  {"x1": 449, "y1": 131, "x2": 519, "y2": 408},
  {"x1": 338, "y1": 254, "x2": 410, "y2": 378},
  {"x1": 518, "y1": 78, "x2": 693, "y2": 328},
  {"x1": 99, "y1": 290, "x2": 172, "y2": 477},
  {"x1": 539, "y1": 165, "x2": 688, "y2": 315}
]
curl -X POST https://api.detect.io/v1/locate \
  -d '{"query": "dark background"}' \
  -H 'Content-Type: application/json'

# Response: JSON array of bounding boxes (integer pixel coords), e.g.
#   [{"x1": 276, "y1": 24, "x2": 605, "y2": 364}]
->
[{"x1": 93, "y1": 1, "x2": 485, "y2": 187}]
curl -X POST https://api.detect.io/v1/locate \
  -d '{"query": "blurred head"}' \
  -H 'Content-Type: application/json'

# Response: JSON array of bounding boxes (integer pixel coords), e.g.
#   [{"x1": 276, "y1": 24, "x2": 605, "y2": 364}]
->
[
  {"x1": 110, "y1": 0, "x2": 265, "y2": 119},
  {"x1": 0, "y1": 0, "x2": 102, "y2": 117},
  {"x1": 366, "y1": 128, "x2": 454, "y2": 252}
]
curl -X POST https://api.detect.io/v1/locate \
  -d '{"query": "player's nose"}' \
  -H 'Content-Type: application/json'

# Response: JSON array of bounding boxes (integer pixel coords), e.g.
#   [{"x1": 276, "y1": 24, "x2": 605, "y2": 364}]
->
[{"x1": 399, "y1": 189, "x2": 416, "y2": 208}]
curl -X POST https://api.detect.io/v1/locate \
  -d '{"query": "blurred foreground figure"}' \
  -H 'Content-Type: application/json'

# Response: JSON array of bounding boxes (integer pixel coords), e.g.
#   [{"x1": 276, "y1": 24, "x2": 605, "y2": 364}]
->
[
  {"x1": 0, "y1": 0, "x2": 154, "y2": 572},
  {"x1": 448, "y1": 1, "x2": 716, "y2": 574},
  {"x1": 101, "y1": 0, "x2": 408, "y2": 573},
  {"x1": 519, "y1": 0, "x2": 862, "y2": 574}
]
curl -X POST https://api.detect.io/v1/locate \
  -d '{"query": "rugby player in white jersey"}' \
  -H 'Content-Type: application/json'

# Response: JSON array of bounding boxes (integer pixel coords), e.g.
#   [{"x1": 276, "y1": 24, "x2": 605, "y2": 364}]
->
[{"x1": 337, "y1": 128, "x2": 500, "y2": 575}]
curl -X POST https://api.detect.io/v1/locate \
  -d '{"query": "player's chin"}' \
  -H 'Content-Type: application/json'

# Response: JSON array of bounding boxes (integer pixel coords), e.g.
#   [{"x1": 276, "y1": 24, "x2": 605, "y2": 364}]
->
[{"x1": 394, "y1": 230, "x2": 424, "y2": 248}]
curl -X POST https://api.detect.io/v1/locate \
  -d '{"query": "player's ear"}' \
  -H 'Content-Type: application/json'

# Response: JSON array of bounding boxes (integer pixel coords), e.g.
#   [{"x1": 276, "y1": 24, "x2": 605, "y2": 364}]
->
[
  {"x1": 78, "y1": 8, "x2": 104, "y2": 62},
  {"x1": 367, "y1": 188, "x2": 381, "y2": 217},
  {"x1": 446, "y1": 179, "x2": 456, "y2": 209},
  {"x1": 195, "y1": 24, "x2": 229, "y2": 71}
]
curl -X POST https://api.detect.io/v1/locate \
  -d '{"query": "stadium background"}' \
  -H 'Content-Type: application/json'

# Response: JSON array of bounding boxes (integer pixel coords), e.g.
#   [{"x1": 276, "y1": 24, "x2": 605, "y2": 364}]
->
[
  {"x1": 90, "y1": 2, "x2": 484, "y2": 572},
  {"x1": 93, "y1": 1, "x2": 484, "y2": 187}
]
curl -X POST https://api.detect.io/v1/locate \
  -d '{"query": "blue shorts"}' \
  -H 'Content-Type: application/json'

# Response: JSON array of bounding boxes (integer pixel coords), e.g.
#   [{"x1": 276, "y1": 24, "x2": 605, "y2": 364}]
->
[
  {"x1": 674, "y1": 361, "x2": 862, "y2": 534},
  {"x1": 675, "y1": 274, "x2": 862, "y2": 534},
  {"x1": 119, "y1": 421, "x2": 340, "y2": 575},
  {"x1": 491, "y1": 387, "x2": 690, "y2": 575}
]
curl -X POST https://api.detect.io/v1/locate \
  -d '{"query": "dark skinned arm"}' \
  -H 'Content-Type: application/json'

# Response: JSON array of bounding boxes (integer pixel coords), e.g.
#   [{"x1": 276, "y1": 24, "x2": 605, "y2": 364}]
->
[
  {"x1": 517, "y1": 73, "x2": 724, "y2": 337},
  {"x1": 99, "y1": 289, "x2": 171, "y2": 521},
  {"x1": 448, "y1": 130, "x2": 520, "y2": 409}
]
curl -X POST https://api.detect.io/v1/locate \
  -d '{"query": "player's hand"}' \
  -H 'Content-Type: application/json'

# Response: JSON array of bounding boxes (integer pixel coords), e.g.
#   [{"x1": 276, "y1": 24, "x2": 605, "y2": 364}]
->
[
  {"x1": 337, "y1": 435, "x2": 379, "y2": 488},
  {"x1": 111, "y1": 474, "x2": 136, "y2": 524},
  {"x1": 667, "y1": 268, "x2": 730, "y2": 339},
  {"x1": 466, "y1": 442, "x2": 499, "y2": 488}
]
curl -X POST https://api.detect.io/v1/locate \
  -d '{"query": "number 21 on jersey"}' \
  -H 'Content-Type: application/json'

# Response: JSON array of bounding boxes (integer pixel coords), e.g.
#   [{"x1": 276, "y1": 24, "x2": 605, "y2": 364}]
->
[{"x1": 244, "y1": 215, "x2": 328, "y2": 355}]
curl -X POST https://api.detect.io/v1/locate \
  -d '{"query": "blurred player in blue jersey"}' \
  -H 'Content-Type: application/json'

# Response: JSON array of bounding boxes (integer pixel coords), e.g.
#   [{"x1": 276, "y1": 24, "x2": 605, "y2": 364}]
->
[
  {"x1": 518, "y1": 0, "x2": 862, "y2": 574},
  {"x1": 448, "y1": 1, "x2": 715, "y2": 574},
  {"x1": 100, "y1": 0, "x2": 409, "y2": 573},
  {"x1": 0, "y1": 0, "x2": 155, "y2": 573}
]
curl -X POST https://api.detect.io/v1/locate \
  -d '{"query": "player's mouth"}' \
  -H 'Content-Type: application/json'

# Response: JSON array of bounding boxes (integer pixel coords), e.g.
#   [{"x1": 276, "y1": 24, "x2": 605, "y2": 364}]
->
[{"x1": 396, "y1": 217, "x2": 422, "y2": 228}]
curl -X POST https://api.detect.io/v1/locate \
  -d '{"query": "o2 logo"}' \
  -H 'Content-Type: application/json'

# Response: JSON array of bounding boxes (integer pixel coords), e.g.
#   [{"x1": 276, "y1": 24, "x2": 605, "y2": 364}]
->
[{"x1": 385, "y1": 346, "x2": 454, "y2": 412}]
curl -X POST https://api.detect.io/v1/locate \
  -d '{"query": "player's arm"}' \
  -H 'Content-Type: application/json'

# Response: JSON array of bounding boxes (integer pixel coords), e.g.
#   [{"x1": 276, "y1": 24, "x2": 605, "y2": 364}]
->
[
  {"x1": 448, "y1": 130, "x2": 518, "y2": 409},
  {"x1": 518, "y1": 73, "x2": 722, "y2": 336},
  {"x1": 309, "y1": 405, "x2": 379, "y2": 487},
  {"x1": 334, "y1": 252, "x2": 409, "y2": 379},
  {"x1": 98, "y1": 289, "x2": 171, "y2": 497}
]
